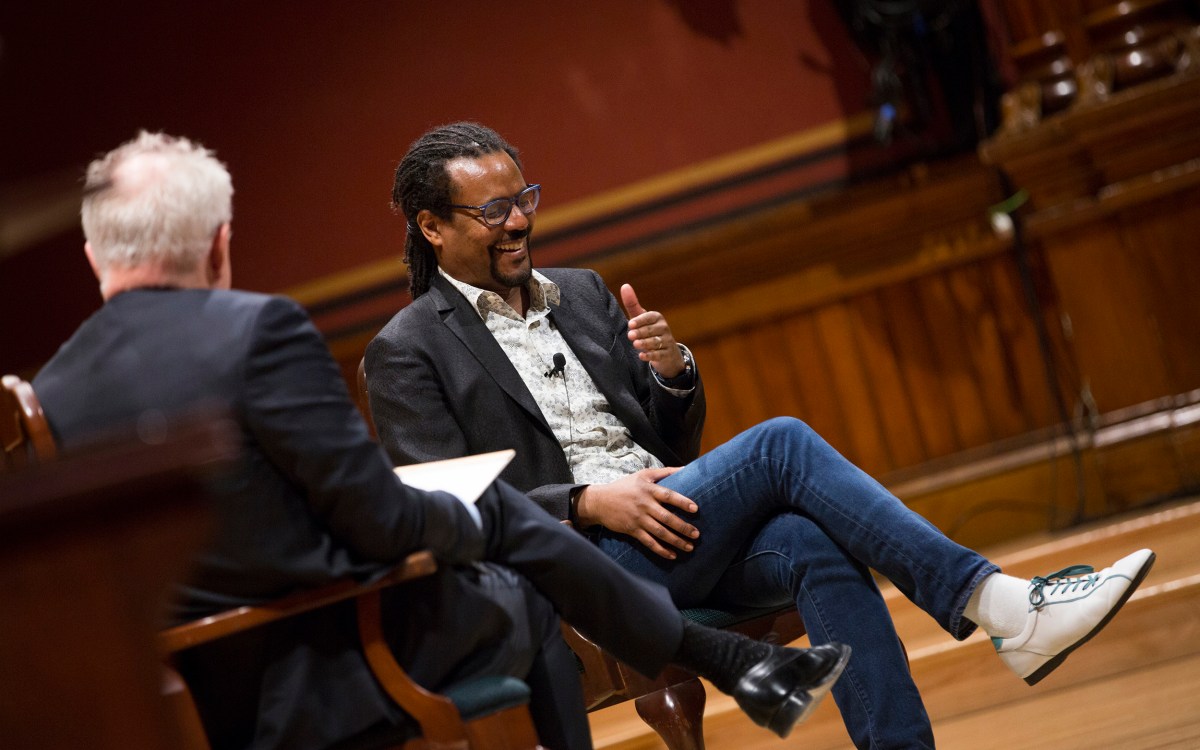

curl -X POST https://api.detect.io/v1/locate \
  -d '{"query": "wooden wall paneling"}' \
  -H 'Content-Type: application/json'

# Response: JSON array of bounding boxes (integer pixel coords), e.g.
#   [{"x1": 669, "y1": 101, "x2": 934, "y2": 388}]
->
[
  {"x1": 739, "y1": 322, "x2": 813, "y2": 426},
  {"x1": 687, "y1": 340, "x2": 743, "y2": 455},
  {"x1": 1113, "y1": 189, "x2": 1200, "y2": 394},
  {"x1": 876, "y1": 282, "x2": 963, "y2": 460},
  {"x1": 812, "y1": 302, "x2": 892, "y2": 475},
  {"x1": 1070, "y1": 107, "x2": 1200, "y2": 203},
  {"x1": 913, "y1": 273, "x2": 996, "y2": 450},
  {"x1": 983, "y1": 254, "x2": 1066, "y2": 431},
  {"x1": 1084, "y1": 389, "x2": 1200, "y2": 517},
  {"x1": 1082, "y1": 112, "x2": 1200, "y2": 190},
  {"x1": 981, "y1": 130, "x2": 1097, "y2": 211},
  {"x1": 903, "y1": 453, "x2": 1085, "y2": 548},
  {"x1": 1168, "y1": 421, "x2": 1200, "y2": 490},
  {"x1": 590, "y1": 201, "x2": 818, "y2": 317},
  {"x1": 1039, "y1": 222, "x2": 1176, "y2": 411},
  {"x1": 1093, "y1": 431, "x2": 1191, "y2": 515},
  {"x1": 847, "y1": 290, "x2": 929, "y2": 469},
  {"x1": 708, "y1": 334, "x2": 778, "y2": 436},
  {"x1": 776, "y1": 314, "x2": 856, "y2": 464},
  {"x1": 946, "y1": 261, "x2": 1033, "y2": 440},
  {"x1": 885, "y1": 389, "x2": 1200, "y2": 545},
  {"x1": 1030, "y1": 249, "x2": 1091, "y2": 418}
]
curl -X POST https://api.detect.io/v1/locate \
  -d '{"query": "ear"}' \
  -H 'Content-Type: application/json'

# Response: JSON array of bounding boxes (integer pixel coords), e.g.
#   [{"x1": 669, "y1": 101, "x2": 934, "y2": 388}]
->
[
  {"x1": 207, "y1": 223, "x2": 233, "y2": 289},
  {"x1": 415, "y1": 209, "x2": 444, "y2": 250}
]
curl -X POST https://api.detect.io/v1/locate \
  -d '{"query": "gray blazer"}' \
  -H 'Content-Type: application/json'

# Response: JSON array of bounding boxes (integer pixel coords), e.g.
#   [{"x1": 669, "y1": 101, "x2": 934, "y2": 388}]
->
[{"x1": 366, "y1": 268, "x2": 706, "y2": 520}]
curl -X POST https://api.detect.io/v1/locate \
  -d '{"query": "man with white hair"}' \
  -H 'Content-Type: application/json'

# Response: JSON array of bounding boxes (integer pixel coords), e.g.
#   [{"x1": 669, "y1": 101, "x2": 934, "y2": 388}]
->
[{"x1": 32, "y1": 131, "x2": 851, "y2": 750}]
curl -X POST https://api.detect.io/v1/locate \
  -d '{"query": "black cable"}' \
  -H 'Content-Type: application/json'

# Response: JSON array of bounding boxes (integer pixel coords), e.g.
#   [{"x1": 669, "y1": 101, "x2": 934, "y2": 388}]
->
[{"x1": 991, "y1": 168, "x2": 1090, "y2": 528}]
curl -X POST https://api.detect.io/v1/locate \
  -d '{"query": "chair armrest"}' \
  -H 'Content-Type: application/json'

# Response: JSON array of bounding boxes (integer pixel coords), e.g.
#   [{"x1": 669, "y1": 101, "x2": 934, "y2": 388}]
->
[
  {"x1": 2, "y1": 374, "x2": 57, "y2": 463},
  {"x1": 357, "y1": 586, "x2": 470, "y2": 745},
  {"x1": 158, "y1": 550, "x2": 437, "y2": 653}
]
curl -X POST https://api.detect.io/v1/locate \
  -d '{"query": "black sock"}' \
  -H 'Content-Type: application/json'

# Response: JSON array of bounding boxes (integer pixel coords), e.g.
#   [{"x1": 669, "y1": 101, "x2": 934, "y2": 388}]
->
[{"x1": 673, "y1": 619, "x2": 773, "y2": 694}]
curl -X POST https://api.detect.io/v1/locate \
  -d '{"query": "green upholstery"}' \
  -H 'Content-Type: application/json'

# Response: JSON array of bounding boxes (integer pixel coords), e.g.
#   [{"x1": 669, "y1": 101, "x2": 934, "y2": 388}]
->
[
  {"x1": 443, "y1": 675, "x2": 532, "y2": 720},
  {"x1": 334, "y1": 677, "x2": 531, "y2": 750},
  {"x1": 680, "y1": 603, "x2": 796, "y2": 630}
]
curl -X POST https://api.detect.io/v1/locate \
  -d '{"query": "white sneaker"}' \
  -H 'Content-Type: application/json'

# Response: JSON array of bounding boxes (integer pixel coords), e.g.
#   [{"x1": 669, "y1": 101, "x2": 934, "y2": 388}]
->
[{"x1": 994, "y1": 548, "x2": 1156, "y2": 685}]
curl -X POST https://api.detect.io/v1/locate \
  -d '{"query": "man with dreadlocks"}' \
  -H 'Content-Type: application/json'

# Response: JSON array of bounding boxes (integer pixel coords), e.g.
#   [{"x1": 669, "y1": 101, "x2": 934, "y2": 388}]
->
[{"x1": 365, "y1": 121, "x2": 1155, "y2": 750}]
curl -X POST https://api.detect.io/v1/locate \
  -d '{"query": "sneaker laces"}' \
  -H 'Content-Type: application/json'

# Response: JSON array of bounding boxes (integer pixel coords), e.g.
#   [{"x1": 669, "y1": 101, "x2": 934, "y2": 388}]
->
[{"x1": 1028, "y1": 565, "x2": 1098, "y2": 609}]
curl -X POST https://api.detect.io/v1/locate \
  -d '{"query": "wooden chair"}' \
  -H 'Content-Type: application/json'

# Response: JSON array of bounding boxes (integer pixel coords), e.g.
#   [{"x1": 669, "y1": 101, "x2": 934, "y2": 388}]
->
[
  {"x1": 354, "y1": 359, "x2": 808, "y2": 750},
  {"x1": 1, "y1": 374, "x2": 57, "y2": 470},
  {"x1": 160, "y1": 551, "x2": 544, "y2": 750},
  {"x1": 1, "y1": 375, "x2": 543, "y2": 750}
]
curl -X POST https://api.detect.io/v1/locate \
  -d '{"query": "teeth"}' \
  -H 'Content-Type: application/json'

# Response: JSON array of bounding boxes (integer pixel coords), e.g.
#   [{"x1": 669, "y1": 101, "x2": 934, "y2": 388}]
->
[{"x1": 494, "y1": 240, "x2": 524, "y2": 252}]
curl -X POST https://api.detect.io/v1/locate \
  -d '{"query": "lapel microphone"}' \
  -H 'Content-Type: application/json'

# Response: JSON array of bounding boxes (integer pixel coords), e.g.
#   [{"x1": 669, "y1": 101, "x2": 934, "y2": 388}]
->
[
  {"x1": 544, "y1": 352, "x2": 566, "y2": 379},
  {"x1": 542, "y1": 351, "x2": 574, "y2": 466}
]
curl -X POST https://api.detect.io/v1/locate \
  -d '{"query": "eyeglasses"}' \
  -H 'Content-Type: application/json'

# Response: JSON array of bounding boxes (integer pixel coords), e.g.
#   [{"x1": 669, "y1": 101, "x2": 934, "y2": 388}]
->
[{"x1": 447, "y1": 184, "x2": 540, "y2": 227}]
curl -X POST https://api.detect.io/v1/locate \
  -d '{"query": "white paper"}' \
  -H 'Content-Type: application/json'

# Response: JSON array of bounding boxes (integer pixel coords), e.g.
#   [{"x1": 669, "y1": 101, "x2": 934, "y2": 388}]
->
[{"x1": 393, "y1": 449, "x2": 515, "y2": 505}]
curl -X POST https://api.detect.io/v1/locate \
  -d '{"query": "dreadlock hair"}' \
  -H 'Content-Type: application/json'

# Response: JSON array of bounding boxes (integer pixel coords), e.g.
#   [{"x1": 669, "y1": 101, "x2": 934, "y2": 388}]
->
[{"x1": 392, "y1": 122, "x2": 522, "y2": 299}]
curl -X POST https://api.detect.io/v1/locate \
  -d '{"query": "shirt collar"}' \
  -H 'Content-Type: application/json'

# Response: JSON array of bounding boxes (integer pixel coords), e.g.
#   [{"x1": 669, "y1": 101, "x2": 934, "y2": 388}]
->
[{"x1": 438, "y1": 266, "x2": 560, "y2": 321}]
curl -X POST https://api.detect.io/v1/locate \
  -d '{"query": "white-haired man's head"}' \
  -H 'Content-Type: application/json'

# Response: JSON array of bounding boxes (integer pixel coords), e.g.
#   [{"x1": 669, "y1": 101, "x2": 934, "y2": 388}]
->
[{"x1": 81, "y1": 131, "x2": 234, "y2": 299}]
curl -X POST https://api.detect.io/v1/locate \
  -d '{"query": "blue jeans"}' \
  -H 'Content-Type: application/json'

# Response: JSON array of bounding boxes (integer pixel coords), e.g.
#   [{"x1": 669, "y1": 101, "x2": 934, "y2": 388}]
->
[{"x1": 596, "y1": 417, "x2": 998, "y2": 749}]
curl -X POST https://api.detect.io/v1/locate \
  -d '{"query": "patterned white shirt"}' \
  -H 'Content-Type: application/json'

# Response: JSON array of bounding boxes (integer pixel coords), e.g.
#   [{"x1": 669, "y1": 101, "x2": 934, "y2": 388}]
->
[{"x1": 438, "y1": 267, "x2": 681, "y2": 484}]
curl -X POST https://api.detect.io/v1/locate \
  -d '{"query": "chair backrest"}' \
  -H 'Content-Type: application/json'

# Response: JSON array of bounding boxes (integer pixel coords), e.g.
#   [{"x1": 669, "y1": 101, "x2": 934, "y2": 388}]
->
[{"x1": 1, "y1": 374, "x2": 57, "y2": 472}]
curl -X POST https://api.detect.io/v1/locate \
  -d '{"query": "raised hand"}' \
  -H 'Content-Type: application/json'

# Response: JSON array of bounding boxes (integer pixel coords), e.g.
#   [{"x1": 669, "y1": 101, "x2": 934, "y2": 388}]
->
[{"x1": 621, "y1": 283, "x2": 686, "y2": 378}]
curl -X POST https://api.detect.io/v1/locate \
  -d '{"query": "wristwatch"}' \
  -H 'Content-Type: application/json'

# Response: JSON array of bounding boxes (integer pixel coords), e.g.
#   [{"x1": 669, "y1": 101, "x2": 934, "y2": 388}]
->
[{"x1": 655, "y1": 345, "x2": 695, "y2": 389}]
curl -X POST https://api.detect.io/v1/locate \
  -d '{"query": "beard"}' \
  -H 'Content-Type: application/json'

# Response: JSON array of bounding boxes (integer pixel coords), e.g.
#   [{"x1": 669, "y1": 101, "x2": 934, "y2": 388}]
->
[{"x1": 489, "y1": 232, "x2": 533, "y2": 290}]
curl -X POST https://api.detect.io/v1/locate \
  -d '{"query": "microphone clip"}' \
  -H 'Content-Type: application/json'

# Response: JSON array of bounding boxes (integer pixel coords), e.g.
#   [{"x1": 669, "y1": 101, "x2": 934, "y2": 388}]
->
[{"x1": 544, "y1": 352, "x2": 567, "y2": 379}]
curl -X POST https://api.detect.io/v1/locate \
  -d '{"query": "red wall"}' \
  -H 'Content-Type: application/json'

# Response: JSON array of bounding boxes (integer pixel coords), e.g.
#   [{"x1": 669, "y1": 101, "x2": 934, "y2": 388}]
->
[{"x1": 1, "y1": 1, "x2": 873, "y2": 373}]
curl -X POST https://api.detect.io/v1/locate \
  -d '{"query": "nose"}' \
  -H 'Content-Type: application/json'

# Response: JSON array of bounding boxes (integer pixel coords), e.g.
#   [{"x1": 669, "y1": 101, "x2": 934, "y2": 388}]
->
[{"x1": 504, "y1": 203, "x2": 531, "y2": 231}]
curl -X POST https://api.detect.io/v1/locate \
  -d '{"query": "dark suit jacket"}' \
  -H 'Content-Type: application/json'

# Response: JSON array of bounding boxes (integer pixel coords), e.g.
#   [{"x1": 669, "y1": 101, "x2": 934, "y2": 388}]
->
[
  {"x1": 34, "y1": 288, "x2": 489, "y2": 750},
  {"x1": 365, "y1": 268, "x2": 706, "y2": 520}
]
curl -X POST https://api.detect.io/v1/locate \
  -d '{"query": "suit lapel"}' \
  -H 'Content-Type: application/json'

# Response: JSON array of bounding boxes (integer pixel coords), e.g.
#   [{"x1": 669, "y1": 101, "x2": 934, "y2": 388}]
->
[
  {"x1": 550, "y1": 285, "x2": 682, "y2": 465},
  {"x1": 430, "y1": 276, "x2": 551, "y2": 432},
  {"x1": 549, "y1": 296, "x2": 630, "y2": 401}
]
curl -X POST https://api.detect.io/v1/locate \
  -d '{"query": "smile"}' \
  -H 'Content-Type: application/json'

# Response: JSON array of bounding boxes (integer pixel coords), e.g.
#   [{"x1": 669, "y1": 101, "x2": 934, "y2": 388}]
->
[{"x1": 493, "y1": 239, "x2": 526, "y2": 253}]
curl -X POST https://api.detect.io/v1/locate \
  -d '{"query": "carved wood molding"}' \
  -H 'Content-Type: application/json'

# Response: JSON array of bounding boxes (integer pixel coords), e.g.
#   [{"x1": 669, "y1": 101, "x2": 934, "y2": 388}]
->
[
  {"x1": 994, "y1": 0, "x2": 1199, "y2": 135},
  {"x1": 982, "y1": 71, "x2": 1200, "y2": 217}
]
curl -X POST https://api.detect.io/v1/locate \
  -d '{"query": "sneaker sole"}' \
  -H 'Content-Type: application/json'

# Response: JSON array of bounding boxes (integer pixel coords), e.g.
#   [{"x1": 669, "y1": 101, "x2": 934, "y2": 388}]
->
[
  {"x1": 1023, "y1": 551, "x2": 1156, "y2": 686},
  {"x1": 770, "y1": 643, "x2": 852, "y2": 738}
]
